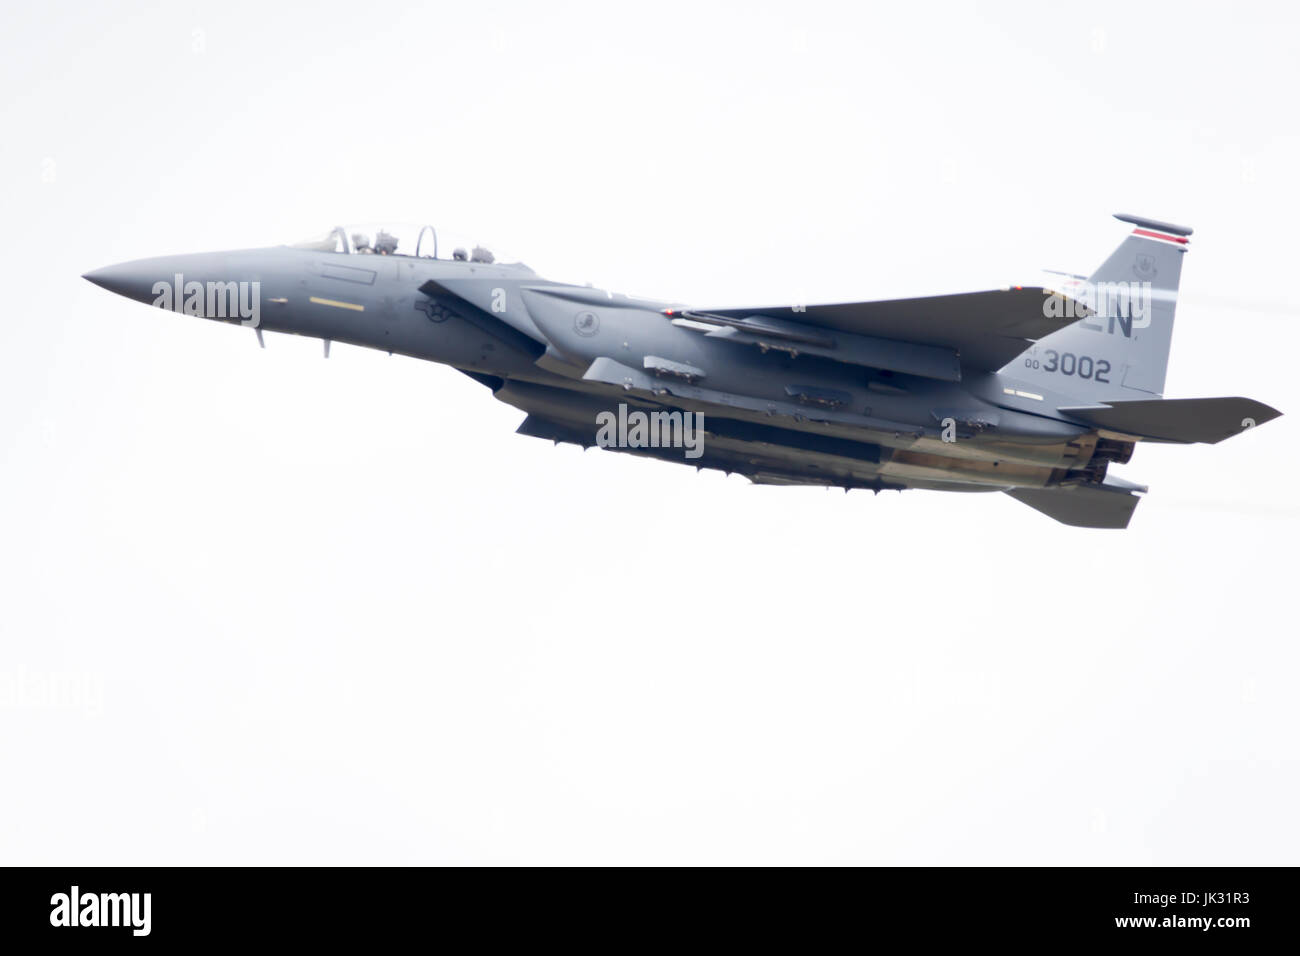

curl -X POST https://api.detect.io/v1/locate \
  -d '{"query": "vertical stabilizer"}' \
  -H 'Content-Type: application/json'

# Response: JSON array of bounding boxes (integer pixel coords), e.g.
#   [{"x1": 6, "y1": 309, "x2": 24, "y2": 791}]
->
[{"x1": 1008, "y1": 214, "x2": 1191, "y2": 402}]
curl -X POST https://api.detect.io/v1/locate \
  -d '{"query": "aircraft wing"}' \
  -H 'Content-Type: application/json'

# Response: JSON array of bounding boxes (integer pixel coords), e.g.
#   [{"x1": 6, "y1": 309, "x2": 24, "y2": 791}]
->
[{"x1": 699, "y1": 287, "x2": 1086, "y2": 372}]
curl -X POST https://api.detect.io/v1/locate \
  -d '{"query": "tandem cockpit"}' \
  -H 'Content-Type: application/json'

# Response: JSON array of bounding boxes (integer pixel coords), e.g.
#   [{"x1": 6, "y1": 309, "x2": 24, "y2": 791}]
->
[{"x1": 291, "y1": 223, "x2": 518, "y2": 267}]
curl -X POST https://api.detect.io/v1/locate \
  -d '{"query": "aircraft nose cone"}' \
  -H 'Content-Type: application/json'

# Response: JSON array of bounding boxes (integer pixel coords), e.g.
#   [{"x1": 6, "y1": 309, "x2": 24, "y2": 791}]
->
[
  {"x1": 82, "y1": 261, "x2": 163, "y2": 305},
  {"x1": 83, "y1": 250, "x2": 272, "y2": 311}
]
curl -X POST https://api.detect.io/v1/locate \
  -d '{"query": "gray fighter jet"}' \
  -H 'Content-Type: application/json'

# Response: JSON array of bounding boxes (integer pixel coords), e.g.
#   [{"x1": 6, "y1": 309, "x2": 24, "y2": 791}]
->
[{"x1": 84, "y1": 215, "x2": 1280, "y2": 528}]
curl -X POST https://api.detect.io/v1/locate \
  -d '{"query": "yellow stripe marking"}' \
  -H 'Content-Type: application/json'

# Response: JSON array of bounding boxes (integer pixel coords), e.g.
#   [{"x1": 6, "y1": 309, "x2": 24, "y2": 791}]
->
[{"x1": 309, "y1": 296, "x2": 365, "y2": 312}]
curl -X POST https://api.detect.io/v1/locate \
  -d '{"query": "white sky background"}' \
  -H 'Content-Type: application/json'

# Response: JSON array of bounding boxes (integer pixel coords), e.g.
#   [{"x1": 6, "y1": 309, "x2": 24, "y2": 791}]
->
[{"x1": 1, "y1": 0, "x2": 1297, "y2": 864}]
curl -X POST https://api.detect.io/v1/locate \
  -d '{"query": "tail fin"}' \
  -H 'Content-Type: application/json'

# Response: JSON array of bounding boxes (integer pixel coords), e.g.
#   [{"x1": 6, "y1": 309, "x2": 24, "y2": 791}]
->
[{"x1": 1009, "y1": 213, "x2": 1192, "y2": 402}]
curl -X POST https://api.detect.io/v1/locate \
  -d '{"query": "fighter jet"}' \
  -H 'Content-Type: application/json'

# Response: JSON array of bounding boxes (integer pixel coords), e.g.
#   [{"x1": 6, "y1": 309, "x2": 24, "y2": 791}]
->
[{"x1": 83, "y1": 215, "x2": 1280, "y2": 528}]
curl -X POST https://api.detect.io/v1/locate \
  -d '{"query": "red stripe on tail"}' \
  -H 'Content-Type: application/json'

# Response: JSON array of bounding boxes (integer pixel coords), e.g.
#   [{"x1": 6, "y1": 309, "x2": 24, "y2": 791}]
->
[{"x1": 1132, "y1": 228, "x2": 1189, "y2": 245}]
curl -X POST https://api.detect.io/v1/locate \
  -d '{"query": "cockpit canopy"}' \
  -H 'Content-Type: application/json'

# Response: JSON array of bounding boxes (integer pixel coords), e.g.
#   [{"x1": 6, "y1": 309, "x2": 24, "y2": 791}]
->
[{"x1": 291, "y1": 223, "x2": 512, "y2": 264}]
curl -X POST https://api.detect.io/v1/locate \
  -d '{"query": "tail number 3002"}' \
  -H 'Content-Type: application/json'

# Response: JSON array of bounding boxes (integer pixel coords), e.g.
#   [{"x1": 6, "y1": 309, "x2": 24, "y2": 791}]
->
[{"x1": 1024, "y1": 349, "x2": 1110, "y2": 382}]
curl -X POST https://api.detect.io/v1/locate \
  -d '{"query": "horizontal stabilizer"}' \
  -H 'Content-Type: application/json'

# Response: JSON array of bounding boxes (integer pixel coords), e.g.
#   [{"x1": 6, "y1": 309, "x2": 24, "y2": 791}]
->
[
  {"x1": 1059, "y1": 397, "x2": 1282, "y2": 444},
  {"x1": 1005, "y1": 478, "x2": 1145, "y2": 529}
]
